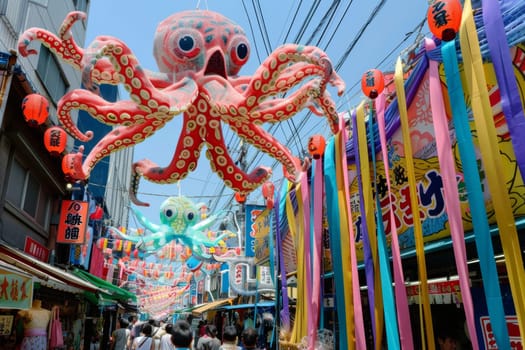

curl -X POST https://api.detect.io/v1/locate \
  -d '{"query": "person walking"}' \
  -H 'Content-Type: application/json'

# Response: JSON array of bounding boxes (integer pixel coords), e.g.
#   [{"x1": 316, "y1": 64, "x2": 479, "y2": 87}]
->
[
  {"x1": 196, "y1": 324, "x2": 221, "y2": 350},
  {"x1": 170, "y1": 320, "x2": 193, "y2": 350},
  {"x1": 111, "y1": 318, "x2": 130, "y2": 350},
  {"x1": 131, "y1": 324, "x2": 154, "y2": 350}
]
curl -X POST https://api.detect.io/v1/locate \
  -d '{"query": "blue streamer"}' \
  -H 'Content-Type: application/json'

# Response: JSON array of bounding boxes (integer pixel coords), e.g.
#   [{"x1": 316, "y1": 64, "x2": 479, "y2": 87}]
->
[
  {"x1": 323, "y1": 137, "x2": 348, "y2": 349},
  {"x1": 442, "y1": 40, "x2": 511, "y2": 349},
  {"x1": 368, "y1": 103, "x2": 400, "y2": 349}
]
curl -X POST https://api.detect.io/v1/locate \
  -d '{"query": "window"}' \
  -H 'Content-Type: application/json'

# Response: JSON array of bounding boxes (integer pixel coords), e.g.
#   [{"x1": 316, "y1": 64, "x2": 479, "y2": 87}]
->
[
  {"x1": 0, "y1": 0, "x2": 29, "y2": 35},
  {"x1": 36, "y1": 46, "x2": 69, "y2": 103},
  {"x1": 73, "y1": 0, "x2": 88, "y2": 12},
  {"x1": 6, "y1": 158, "x2": 51, "y2": 229}
]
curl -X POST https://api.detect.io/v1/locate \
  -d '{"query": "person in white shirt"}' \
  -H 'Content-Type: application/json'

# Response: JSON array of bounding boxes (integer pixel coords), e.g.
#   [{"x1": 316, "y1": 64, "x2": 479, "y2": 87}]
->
[{"x1": 132, "y1": 324, "x2": 154, "y2": 350}]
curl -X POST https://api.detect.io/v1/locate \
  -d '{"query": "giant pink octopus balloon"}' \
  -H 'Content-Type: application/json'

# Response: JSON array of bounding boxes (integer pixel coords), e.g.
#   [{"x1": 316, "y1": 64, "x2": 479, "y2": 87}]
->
[{"x1": 18, "y1": 10, "x2": 345, "y2": 206}]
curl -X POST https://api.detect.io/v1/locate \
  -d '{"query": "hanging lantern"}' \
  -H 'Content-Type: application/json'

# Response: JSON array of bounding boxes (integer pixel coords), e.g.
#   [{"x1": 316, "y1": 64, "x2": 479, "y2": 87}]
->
[
  {"x1": 62, "y1": 154, "x2": 74, "y2": 179},
  {"x1": 361, "y1": 69, "x2": 385, "y2": 99},
  {"x1": 89, "y1": 205, "x2": 104, "y2": 220},
  {"x1": 96, "y1": 238, "x2": 108, "y2": 250},
  {"x1": 234, "y1": 192, "x2": 247, "y2": 204},
  {"x1": 44, "y1": 126, "x2": 67, "y2": 156},
  {"x1": 262, "y1": 181, "x2": 275, "y2": 209},
  {"x1": 427, "y1": 0, "x2": 462, "y2": 42},
  {"x1": 307, "y1": 135, "x2": 326, "y2": 159},
  {"x1": 21, "y1": 93, "x2": 49, "y2": 126}
]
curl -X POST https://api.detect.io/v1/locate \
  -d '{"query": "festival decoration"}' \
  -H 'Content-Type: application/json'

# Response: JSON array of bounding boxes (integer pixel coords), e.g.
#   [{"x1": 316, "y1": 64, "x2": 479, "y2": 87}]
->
[
  {"x1": 262, "y1": 182, "x2": 275, "y2": 209},
  {"x1": 108, "y1": 196, "x2": 234, "y2": 260},
  {"x1": 21, "y1": 93, "x2": 49, "y2": 126},
  {"x1": 18, "y1": 10, "x2": 345, "y2": 206},
  {"x1": 361, "y1": 69, "x2": 384, "y2": 99},
  {"x1": 44, "y1": 126, "x2": 67, "y2": 156},
  {"x1": 307, "y1": 135, "x2": 326, "y2": 159},
  {"x1": 427, "y1": 0, "x2": 462, "y2": 41},
  {"x1": 213, "y1": 253, "x2": 274, "y2": 296},
  {"x1": 235, "y1": 192, "x2": 247, "y2": 204}
]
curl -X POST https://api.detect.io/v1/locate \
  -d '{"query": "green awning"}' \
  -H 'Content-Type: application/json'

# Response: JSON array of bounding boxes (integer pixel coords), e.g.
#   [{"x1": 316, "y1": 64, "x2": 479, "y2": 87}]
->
[{"x1": 72, "y1": 268, "x2": 137, "y2": 305}]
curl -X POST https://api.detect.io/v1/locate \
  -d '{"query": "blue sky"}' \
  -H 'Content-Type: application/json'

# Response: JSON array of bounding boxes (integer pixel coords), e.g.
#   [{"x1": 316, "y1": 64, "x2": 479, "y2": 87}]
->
[{"x1": 83, "y1": 0, "x2": 430, "y2": 225}]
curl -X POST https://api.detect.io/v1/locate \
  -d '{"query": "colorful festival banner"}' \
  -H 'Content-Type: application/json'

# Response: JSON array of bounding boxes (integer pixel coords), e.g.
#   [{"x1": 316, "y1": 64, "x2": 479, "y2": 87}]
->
[
  {"x1": 347, "y1": 45, "x2": 525, "y2": 260},
  {"x1": 57, "y1": 200, "x2": 89, "y2": 244}
]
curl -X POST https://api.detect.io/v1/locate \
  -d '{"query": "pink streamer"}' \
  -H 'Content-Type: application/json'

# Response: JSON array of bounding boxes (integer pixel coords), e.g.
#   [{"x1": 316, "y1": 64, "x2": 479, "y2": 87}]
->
[
  {"x1": 300, "y1": 173, "x2": 314, "y2": 347},
  {"x1": 310, "y1": 159, "x2": 324, "y2": 343},
  {"x1": 376, "y1": 93, "x2": 414, "y2": 350},
  {"x1": 340, "y1": 118, "x2": 367, "y2": 348},
  {"x1": 425, "y1": 38, "x2": 478, "y2": 349}
]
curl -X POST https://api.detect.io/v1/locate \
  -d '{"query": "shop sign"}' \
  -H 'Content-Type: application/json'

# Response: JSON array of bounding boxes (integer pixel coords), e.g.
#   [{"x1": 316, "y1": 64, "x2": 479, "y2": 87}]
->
[
  {"x1": 245, "y1": 204, "x2": 265, "y2": 257},
  {"x1": 0, "y1": 268, "x2": 33, "y2": 309},
  {"x1": 406, "y1": 279, "x2": 460, "y2": 304},
  {"x1": 254, "y1": 208, "x2": 271, "y2": 265},
  {"x1": 57, "y1": 200, "x2": 89, "y2": 244},
  {"x1": 24, "y1": 237, "x2": 50, "y2": 262},
  {"x1": 480, "y1": 315, "x2": 521, "y2": 349}
]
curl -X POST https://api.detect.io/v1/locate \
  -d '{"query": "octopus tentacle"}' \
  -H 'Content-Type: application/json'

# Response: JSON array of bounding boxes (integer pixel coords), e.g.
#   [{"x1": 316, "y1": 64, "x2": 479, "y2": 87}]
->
[
  {"x1": 18, "y1": 11, "x2": 86, "y2": 68},
  {"x1": 244, "y1": 45, "x2": 343, "y2": 98},
  {"x1": 129, "y1": 113, "x2": 203, "y2": 206},
  {"x1": 89, "y1": 37, "x2": 187, "y2": 113},
  {"x1": 65, "y1": 119, "x2": 168, "y2": 181},
  {"x1": 57, "y1": 89, "x2": 150, "y2": 141},
  {"x1": 231, "y1": 120, "x2": 302, "y2": 182},
  {"x1": 204, "y1": 121, "x2": 272, "y2": 193}
]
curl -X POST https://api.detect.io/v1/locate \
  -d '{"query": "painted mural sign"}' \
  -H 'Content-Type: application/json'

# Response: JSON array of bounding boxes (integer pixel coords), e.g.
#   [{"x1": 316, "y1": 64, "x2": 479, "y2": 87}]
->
[
  {"x1": 348, "y1": 44, "x2": 525, "y2": 259},
  {"x1": 480, "y1": 316, "x2": 521, "y2": 349}
]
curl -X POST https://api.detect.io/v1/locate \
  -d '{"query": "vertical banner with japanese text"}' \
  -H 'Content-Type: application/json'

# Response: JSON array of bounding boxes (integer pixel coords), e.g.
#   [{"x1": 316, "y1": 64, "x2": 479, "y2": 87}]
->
[
  {"x1": 57, "y1": 200, "x2": 89, "y2": 244},
  {"x1": 244, "y1": 204, "x2": 265, "y2": 257}
]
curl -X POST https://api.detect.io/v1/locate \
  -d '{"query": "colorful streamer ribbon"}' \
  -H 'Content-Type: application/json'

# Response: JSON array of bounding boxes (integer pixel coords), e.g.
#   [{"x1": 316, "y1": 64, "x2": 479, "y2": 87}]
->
[
  {"x1": 482, "y1": 0, "x2": 525, "y2": 184},
  {"x1": 340, "y1": 118, "x2": 366, "y2": 349},
  {"x1": 287, "y1": 185, "x2": 307, "y2": 344},
  {"x1": 441, "y1": 39, "x2": 511, "y2": 349},
  {"x1": 459, "y1": 0, "x2": 525, "y2": 337},
  {"x1": 367, "y1": 99, "x2": 400, "y2": 350},
  {"x1": 355, "y1": 103, "x2": 383, "y2": 349},
  {"x1": 310, "y1": 158, "x2": 324, "y2": 342},
  {"x1": 425, "y1": 37, "x2": 478, "y2": 349},
  {"x1": 324, "y1": 137, "x2": 352, "y2": 349},
  {"x1": 276, "y1": 181, "x2": 291, "y2": 333},
  {"x1": 395, "y1": 57, "x2": 435, "y2": 350},
  {"x1": 352, "y1": 108, "x2": 378, "y2": 347},
  {"x1": 375, "y1": 93, "x2": 414, "y2": 350}
]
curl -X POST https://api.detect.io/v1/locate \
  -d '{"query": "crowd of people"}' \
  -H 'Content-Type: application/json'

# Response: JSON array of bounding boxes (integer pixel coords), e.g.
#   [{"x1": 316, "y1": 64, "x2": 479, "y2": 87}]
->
[{"x1": 109, "y1": 316, "x2": 264, "y2": 350}]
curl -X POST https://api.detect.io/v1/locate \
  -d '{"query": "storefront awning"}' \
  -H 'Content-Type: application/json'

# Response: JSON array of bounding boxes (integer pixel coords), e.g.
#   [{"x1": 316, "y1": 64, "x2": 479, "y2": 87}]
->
[
  {"x1": 0, "y1": 244, "x2": 101, "y2": 293},
  {"x1": 71, "y1": 268, "x2": 137, "y2": 305},
  {"x1": 191, "y1": 297, "x2": 237, "y2": 317}
]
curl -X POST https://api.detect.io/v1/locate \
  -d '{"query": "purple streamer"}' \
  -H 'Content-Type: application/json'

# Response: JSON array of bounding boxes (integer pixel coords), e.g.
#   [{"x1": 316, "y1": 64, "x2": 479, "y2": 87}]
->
[{"x1": 482, "y1": 0, "x2": 525, "y2": 183}]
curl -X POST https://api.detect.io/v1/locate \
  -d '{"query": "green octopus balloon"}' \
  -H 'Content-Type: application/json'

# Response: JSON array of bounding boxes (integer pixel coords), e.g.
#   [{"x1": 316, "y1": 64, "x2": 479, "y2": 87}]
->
[{"x1": 108, "y1": 196, "x2": 234, "y2": 260}]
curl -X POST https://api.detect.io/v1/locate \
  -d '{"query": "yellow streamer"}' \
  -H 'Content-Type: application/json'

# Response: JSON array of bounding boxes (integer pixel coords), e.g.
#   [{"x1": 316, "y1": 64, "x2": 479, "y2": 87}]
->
[
  {"x1": 356, "y1": 102, "x2": 383, "y2": 350},
  {"x1": 395, "y1": 57, "x2": 434, "y2": 350},
  {"x1": 335, "y1": 131, "x2": 356, "y2": 349},
  {"x1": 459, "y1": 0, "x2": 525, "y2": 335},
  {"x1": 286, "y1": 183, "x2": 307, "y2": 344}
]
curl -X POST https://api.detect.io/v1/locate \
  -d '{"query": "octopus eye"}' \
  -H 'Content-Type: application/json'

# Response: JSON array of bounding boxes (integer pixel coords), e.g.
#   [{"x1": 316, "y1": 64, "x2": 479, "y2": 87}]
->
[
  {"x1": 170, "y1": 30, "x2": 203, "y2": 60},
  {"x1": 237, "y1": 43, "x2": 248, "y2": 60},
  {"x1": 185, "y1": 210, "x2": 196, "y2": 222},
  {"x1": 179, "y1": 36, "x2": 195, "y2": 52},
  {"x1": 164, "y1": 208, "x2": 174, "y2": 218},
  {"x1": 228, "y1": 36, "x2": 250, "y2": 68}
]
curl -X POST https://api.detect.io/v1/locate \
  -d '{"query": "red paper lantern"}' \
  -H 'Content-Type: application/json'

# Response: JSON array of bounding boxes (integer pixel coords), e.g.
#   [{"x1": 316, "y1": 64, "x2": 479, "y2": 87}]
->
[
  {"x1": 44, "y1": 126, "x2": 67, "y2": 156},
  {"x1": 21, "y1": 93, "x2": 49, "y2": 126},
  {"x1": 361, "y1": 69, "x2": 385, "y2": 99},
  {"x1": 308, "y1": 135, "x2": 326, "y2": 159},
  {"x1": 427, "y1": 0, "x2": 462, "y2": 42},
  {"x1": 61, "y1": 155, "x2": 74, "y2": 178},
  {"x1": 234, "y1": 192, "x2": 246, "y2": 204}
]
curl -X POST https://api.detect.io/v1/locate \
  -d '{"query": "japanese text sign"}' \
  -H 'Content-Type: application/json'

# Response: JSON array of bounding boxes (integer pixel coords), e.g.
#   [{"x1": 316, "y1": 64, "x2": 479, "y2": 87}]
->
[{"x1": 57, "y1": 200, "x2": 88, "y2": 244}]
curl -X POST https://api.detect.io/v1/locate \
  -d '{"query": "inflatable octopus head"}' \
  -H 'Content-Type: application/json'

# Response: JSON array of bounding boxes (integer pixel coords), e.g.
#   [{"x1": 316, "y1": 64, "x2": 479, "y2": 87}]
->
[{"x1": 153, "y1": 10, "x2": 251, "y2": 80}]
